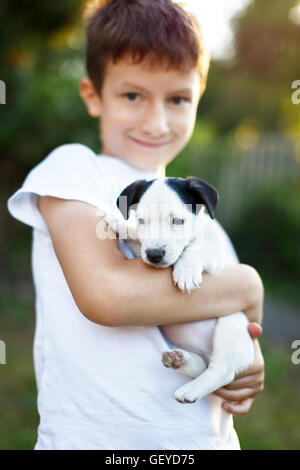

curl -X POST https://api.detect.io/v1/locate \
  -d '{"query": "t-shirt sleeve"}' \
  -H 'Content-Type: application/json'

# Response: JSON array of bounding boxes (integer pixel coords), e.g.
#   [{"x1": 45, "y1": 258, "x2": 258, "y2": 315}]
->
[{"x1": 7, "y1": 143, "x2": 111, "y2": 234}]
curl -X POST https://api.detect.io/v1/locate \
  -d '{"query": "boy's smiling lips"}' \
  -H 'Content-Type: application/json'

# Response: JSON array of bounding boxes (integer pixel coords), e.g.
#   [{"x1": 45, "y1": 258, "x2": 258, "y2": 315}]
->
[{"x1": 128, "y1": 136, "x2": 171, "y2": 148}]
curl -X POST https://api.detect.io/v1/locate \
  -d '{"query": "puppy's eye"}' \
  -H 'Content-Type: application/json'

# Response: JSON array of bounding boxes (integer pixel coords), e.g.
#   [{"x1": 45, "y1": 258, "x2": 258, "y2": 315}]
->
[
  {"x1": 172, "y1": 217, "x2": 184, "y2": 225},
  {"x1": 137, "y1": 218, "x2": 145, "y2": 225}
]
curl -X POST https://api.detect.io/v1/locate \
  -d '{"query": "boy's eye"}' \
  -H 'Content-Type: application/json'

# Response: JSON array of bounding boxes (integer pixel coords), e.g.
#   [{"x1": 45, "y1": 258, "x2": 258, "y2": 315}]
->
[
  {"x1": 124, "y1": 92, "x2": 140, "y2": 102},
  {"x1": 172, "y1": 217, "x2": 185, "y2": 225},
  {"x1": 171, "y1": 96, "x2": 189, "y2": 106}
]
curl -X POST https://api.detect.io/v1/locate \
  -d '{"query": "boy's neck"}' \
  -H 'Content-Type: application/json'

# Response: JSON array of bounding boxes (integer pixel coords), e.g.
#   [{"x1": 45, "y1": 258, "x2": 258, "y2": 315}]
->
[
  {"x1": 156, "y1": 164, "x2": 166, "y2": 178},
  {"x1": 101, "y1": 151, "x2": 166, "y2": 177}
]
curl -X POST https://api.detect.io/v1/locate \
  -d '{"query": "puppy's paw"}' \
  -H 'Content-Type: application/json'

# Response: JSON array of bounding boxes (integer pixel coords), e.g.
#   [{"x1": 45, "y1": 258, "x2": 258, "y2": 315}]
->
[
  {"x1": 103, "y1": 212, "x2": 118, "y2": 232},
  {"x1": 173, "y1": 259, "x2": 203, "y2": 293},
  {"x1": 161, "y1": 349, "x2": 189, "y2": 369},
  {"x1": 103, "y1": 210, "x2": 129, "y2": 235},
  {"x1": 173, "y1": 382, "x2": 200, "y2": 404}
]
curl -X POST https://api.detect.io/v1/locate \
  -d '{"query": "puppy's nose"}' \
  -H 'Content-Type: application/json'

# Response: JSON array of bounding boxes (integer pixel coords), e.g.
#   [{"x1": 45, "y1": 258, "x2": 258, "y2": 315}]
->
[{"x1": 146, "y1": 248, "x2": 165, "y2": 264}]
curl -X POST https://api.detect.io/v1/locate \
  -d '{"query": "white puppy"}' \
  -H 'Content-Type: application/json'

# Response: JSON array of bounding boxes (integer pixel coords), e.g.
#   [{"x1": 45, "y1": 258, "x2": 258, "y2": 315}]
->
[{"x1": 100, "y1": 177, "x2": 254, "y2": 404}]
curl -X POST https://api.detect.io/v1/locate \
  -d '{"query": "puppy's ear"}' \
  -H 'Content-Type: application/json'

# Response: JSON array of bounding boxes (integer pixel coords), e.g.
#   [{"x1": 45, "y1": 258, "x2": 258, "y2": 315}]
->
[
  {"x1": 186, "y1": 177, "x2": 219, "y2": 219},
  {"x1": 117, "y1": 179, "x2": 155, "y2": 219}
]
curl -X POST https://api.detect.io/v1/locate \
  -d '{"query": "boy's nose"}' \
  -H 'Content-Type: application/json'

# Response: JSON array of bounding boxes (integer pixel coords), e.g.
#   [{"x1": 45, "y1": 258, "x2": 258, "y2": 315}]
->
[
  {"x1": 146, "y1": 248, "x2": 165, "y2": 264},
  {"x1": 141, "y1": 103, "x2": 169, "y2": 136}
]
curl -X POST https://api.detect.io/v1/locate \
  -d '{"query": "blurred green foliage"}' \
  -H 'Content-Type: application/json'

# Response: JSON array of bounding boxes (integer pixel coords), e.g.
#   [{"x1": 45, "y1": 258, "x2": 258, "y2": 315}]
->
[
  {"x1": 231, "y1": 176, "x2": 300, "y2": 306},
  {"x1": 200, "y1": 0, "x2": 300, "y2": 136},
  {"x1": 0, "y1": 0, "x2": 99, "y2": 170}
]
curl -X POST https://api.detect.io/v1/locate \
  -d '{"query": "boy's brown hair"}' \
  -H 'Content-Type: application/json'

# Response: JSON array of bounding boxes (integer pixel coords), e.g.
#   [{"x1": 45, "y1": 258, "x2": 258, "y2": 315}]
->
[{"x1": 83, "y1": 0, "x2": 209, "y2": 97}]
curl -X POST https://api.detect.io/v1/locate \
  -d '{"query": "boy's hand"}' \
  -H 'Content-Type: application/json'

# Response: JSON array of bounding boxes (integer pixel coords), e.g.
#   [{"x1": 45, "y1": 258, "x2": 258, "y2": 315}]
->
[{"x1": 213, "y1": 323, "x2": 264, "y2": 415}]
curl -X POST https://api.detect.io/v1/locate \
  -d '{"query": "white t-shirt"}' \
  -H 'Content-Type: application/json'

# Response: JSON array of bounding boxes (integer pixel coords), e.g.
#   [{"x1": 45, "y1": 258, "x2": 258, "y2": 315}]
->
[{"x1": 7, "y1": 143, "x2": 241, "y2": 450}]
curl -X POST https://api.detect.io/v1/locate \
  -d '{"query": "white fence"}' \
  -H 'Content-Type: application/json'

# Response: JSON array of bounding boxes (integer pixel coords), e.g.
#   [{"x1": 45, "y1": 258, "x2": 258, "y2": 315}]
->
[{"x1": 190, "y1": 135, "x2": 300, "y2": 229}]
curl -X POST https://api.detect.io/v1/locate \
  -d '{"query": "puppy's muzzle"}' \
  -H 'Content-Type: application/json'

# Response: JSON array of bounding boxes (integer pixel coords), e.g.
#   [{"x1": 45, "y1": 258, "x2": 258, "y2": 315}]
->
[{"x1": 146, "y1": 248, "x2": 165, "y2": 264}]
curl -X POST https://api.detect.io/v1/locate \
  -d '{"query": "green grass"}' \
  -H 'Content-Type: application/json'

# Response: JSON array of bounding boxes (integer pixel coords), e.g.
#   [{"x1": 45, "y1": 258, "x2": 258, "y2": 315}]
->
[
  {"x1": 235, "y1": 339, "x2": 300, "y2": 450},
  {"x1": 0, "y1": 286, "x2": 39, "y2": 450},
  {"x1": 0, "y1": 324, "x2": 39, "y2": 450},
  {"x1": 1, "y1": 289, "x2": 299, "y2": 450}
]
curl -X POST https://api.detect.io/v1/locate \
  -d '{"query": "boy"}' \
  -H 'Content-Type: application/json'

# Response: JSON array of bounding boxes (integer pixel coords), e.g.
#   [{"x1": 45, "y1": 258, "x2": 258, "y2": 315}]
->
[{"x1": 8, "y1": 0, "x2": 264, "y2": 449}]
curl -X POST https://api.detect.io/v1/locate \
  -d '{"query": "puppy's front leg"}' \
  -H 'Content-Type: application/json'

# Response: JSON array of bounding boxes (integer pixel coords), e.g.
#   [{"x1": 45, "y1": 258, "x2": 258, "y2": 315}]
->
[{"x1": 172, "y1": 241, "x2": 204, "y2": 294}]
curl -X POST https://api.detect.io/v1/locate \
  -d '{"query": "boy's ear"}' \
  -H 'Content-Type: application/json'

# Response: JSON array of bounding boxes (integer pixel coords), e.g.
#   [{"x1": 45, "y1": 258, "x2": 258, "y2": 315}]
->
[
  {"x1": 79, "y1": 77, "x2": 102, "y2": 118},
  {"x1": 186, "y1": 177, "x2": 219, "y2": 219},
  {"x1": 117, "y1": 179, "x2": 155, "y2": 219}
]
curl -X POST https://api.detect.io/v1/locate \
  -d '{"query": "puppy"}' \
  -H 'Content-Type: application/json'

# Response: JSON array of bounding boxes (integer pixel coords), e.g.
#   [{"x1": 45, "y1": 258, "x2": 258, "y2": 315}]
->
[{"x1": 100, "y1": 177, "x2": 254, "y2": 404}]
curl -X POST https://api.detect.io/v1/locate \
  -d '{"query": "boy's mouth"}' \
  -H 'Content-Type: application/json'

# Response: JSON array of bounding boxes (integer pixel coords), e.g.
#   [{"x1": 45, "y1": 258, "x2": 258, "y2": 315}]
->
[{"x1": 129, "y1": 136, "x2": 170, "y2": 148}]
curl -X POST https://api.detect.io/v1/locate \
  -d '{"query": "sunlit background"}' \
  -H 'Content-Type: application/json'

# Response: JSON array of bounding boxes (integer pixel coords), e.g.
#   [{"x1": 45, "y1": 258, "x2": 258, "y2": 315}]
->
[
  {"x1": 0, "y1": 0, "x2": 300, "y2": 450},
  {"x1": 185, "y1": 0, "x2": 252, "y2": 59}
]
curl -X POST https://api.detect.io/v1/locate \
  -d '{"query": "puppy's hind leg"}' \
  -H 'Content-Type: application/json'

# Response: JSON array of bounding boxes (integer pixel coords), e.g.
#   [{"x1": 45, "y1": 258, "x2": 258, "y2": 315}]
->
[{"x1": 173, "y1": 313, "x2": 254, "y2": 403}]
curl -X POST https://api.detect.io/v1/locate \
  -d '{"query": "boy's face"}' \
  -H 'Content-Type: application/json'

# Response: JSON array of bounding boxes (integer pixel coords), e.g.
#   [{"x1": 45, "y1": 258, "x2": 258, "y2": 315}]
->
[{"x1": 80, "y1": 55, "x2": 202, "y2": 172}]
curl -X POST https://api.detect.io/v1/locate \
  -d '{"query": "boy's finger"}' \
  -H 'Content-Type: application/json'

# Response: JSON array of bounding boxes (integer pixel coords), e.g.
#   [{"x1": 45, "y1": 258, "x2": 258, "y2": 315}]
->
[
  {"x1": 214, "y1": 387, "x2": 256, "y2": 402},
  {"x1": 222, "y1": 398, "x2": 253, "y2": 415},
  {"x1": 214, "y1": 373, "x2": 259, "y2": 391},
  {"x1": 247, "y1": 323, "x2": 262, "y2": 339}
]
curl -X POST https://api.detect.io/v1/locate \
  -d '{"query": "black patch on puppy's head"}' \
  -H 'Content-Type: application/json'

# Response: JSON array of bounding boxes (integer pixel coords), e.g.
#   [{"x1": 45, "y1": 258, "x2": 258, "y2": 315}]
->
[
  {"x1": 165, "y1": 177, "x2": 219, "y2": 219},
  {"x1": 117, "y1": 179, "x2": 155, "y2": 219}
]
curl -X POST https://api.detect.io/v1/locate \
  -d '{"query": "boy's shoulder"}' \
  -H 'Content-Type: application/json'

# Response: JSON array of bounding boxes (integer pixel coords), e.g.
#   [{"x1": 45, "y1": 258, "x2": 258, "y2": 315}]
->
[
  {"x1": 21, "y1": 142, "x2": 109, "y2": 196},
  {"x1": 44, "y1": 142, "x2": 97, "y2": 164},
  {"x1": 43, "y1": 143, "x2": 124, "y2": 173},
  {"x1": 30, "y1": 142, "x2": 104, "y2": 180}
]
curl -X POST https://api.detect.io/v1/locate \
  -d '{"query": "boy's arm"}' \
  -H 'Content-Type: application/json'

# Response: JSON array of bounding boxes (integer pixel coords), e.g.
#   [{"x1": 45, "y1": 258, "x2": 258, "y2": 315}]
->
[{"x1": 38, "y1": 196, "x2": 263, "y2": 327}]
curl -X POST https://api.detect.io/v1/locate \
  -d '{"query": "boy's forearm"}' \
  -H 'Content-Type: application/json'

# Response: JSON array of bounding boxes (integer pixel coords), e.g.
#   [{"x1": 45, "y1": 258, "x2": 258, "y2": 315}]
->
[{"x1": 100, "y1": 259, "x2": 264, "y2": 327}]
